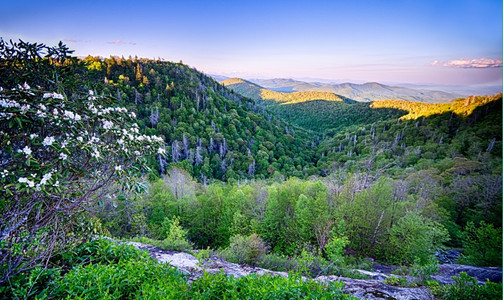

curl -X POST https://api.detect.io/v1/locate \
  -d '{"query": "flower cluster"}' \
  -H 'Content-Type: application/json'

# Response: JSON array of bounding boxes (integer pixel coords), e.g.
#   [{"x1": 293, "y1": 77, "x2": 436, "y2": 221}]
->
[{"x1": 0, "y1": 83, "x2": 164, "y2": 195}]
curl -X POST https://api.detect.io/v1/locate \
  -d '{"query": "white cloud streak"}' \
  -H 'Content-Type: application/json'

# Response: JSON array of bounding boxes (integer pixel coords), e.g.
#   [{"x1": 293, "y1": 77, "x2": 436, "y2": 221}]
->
[{"x1": 431, "y1": 58, "x2": 502, "y2": 68}]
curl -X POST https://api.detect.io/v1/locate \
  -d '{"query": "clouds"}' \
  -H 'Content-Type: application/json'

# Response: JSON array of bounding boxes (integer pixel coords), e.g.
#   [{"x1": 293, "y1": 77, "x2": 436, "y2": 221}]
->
[
  {"x1": 431, "y1": 58, "x2": 502, "y2": 68},
  {"x1": 108, "y1": 40, "x2": 137, "y2": 46}
]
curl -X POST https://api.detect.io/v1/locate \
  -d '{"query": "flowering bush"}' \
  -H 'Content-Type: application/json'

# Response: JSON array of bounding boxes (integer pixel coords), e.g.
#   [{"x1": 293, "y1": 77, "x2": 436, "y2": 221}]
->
[{"x1": 0, "y1": 39, "x2": 165, "y2": 286}]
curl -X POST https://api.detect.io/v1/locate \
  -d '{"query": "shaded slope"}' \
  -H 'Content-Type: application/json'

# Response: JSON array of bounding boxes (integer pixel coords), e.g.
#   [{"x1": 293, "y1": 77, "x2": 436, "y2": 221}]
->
[
  {"x1": 317, "y1": 94, "x2": 502, "y2": 176},
  {"x1": 270, "y1": 100, "x2": 407, "y2": 134}
]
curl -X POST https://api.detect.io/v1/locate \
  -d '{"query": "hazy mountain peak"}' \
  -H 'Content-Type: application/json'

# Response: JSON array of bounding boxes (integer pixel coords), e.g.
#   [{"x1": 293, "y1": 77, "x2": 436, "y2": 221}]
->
[{"x1": 247, "y1": 78, "x2": 463, "y2": 103}]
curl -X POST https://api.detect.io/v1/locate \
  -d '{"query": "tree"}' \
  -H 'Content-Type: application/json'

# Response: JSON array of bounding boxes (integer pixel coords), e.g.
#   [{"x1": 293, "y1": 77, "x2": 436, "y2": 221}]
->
[
  {"x1": 0, "y1": 40, "x2": 163, "y2": 286},
  {"x1": 163, "y1": 167, "x2": 195, "y2": 202},
  {"x1": 388, "y1": 212, "x2": 449, "y2": 264},
  {"x1": 461, "y1": 221, "x2": 502, "y2": 267}
]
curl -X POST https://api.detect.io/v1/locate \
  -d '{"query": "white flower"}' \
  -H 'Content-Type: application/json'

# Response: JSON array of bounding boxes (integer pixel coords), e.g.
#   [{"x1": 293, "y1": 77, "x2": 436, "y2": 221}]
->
[
  {"x1": 18, "y1": 146, "x2": 32, "y2": 156},
  {"x1": 88, "y1": 137, "x2": 100, "y2": 144},
  {"x1": 77, "y1": 136, "x2": 83, "y2": 142},
  {"x1": 88, "y1": 90, "x2": 94, "y2": 96},
  {"x1": 114, "y1": 166, "x2": 122, "y2": 171},
  {"x1": 43, "y1": 92, "x2": 64, "y2": 100},
  {"x1": 158, "y1": 147, "x2": 166, "y2": 155},
  {"x1": 1, "y1": 169, "x2": 8, "y2": 178},
  {"x1": 18, "y1": 177, "x2": 35, "y2": 188},
  {"x1": 38, "y1": 104, "x2": 47, "y2": 111},
  {"x1": 103, "y1": 120, "x2": 113, "y2": 130},
  {"x1": 39, "y1": 172, "x2": 52, "y2": 185},
  {"x1": 53, "y1": 180, "x2": 59, "y2": 187},
  {"x1": 59, "y1": 153, "x2": 68, "y2": 160},
  {"x1": 89, "y1": 104, "x2": 98, "y2": 114},
  {"x1": 117, "y1": 139, "x2": 124, "y2": 145},
  {"x1": 52, "y1": 108, "x2": 59, "y2": 115},
  {"x1": 36, "y1": 110, "x2": 47, "y2": 118},
  {"x1": 42, "y1": 136, "x2": 55, "y2": 147},
  {"x1": 129, "y1": 112, "x2": 136, "y2": 118},
  {"x1": 64, "y1": 110, "x2": 75, "y2": 120},
  {"x1": 21, "y1": 82, "x2": 31, "y2": 90},
  {"x1": 30, "y1": 134, "x2": 38, "y2": 139},
  {"x1": 20, "y1": 104, "x2": 30, "y2": 113},
  {"x1": 0, "y1": 98, "x2": 20, "y2": 108},
  {"x1": 91, "y1": 149, "x2": 100, "y2": 158},
  {"x1": 134, "y1": 150, "x2": 141, "y2": 156}
]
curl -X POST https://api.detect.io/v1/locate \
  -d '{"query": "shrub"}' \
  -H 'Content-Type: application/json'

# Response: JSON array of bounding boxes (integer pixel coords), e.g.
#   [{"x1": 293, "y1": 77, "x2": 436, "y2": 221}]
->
[
  {"x1": 409, "y1": 255, "x2": 438, "y2": 285},
  {"x1": 0, "y1": 267, "x2": 60, "y2": 299},
  {"x1": 0, "y1": 39, "x2": 163, "y2": 286},
  {"x1": 221, "y1": 233, "x2": 268, "y2": 266},
  {"x1": 432, "y1": 272, "x2": 502, "y2": 300},
  {"x1": 53, "y1": 259, "x2": 189, "y2": 299},
  {"x1": 52, "y1": 238, "x2": 150, "y2": 273},
  {"x1": 162, "y1": 216, "x2": 192, "y2": 251},
  {"x1": 388, "y1": 212, "x2": 449, "y2": 265},
  {"x1": 384, "y1": 275, "x2": 408, "y2": 287},
  {"x1": 460, "y1": 221, "x2": 502, "y2": 267},
  {"x1": 324, "y1": 236, "x2": 350, "y2": 262},
  {"x1": 257, "y1": 253, "x2": 296, "y2": 272},
  {"x1": 391, "y1": 265, "x2": 409, "y2": 276},
  {"x1": 190, "y1": 271, "x2": 355, "y2": 299}
]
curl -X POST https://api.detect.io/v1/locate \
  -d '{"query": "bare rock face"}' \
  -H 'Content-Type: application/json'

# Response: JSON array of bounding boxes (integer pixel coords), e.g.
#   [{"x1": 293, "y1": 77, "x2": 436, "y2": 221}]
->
[
  {"x1": 122, "y1": 240, "x2": 502, "y2": 299},
  {"x1": 123, "y1": 241, "x2": 434, "y2": 299},
  {"x1": 318, "y1": 276, "x2": 433, "y2": 300},
  {"x1": 435, "y1": 264, "x2": 502, "y2": 284}
]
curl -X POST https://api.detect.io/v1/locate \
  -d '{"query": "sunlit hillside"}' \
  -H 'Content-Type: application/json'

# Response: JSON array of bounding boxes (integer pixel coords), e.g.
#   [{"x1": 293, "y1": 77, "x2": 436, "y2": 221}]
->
[
  {"x1": 221, "y1": 78, "x2": 353, "y2": 104},
  {"x1": 371, "y1": 93, "x2": 502, "y2": 120}
]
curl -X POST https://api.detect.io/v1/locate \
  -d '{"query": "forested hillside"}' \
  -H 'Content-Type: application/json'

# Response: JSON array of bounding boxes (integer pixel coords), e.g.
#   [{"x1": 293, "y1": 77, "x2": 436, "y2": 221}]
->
[
  {"x1": 370, "y1": 94, "x2": 502, "y2": 120},
  {"x1": 83, "y1": 57, "x2": 321, "y2": 181}
]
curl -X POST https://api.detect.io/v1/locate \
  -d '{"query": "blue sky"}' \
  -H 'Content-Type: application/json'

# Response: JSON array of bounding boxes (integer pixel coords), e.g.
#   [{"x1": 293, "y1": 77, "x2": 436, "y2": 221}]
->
[{"x1": 1, "y1": 0, "x2": 501, "y2": 87}]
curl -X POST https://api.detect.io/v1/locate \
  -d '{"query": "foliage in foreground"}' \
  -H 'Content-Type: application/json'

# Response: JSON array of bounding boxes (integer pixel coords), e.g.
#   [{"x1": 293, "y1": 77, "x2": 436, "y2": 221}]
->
[
  {"x1": 0, "y1": 39, "x2": 163, "y2": 287},
  {"x1": 0, "y1": 238, "x2": 354, "y2": 299}
]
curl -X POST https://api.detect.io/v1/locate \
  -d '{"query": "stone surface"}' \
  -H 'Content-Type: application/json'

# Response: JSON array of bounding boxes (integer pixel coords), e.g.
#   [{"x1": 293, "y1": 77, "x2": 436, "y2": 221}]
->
[
  {"x1": 318, "y1": 276, "x2": 434, "y2": 300},
  {"x1": 113, "y1": 242, "x2": 502, "y2": 300},
  {"x1": 124, "y1": 240, "x2": 435, "y2": 299},
  {"x1": 436, "y1": 263, "x2": 502, "y2": 284},
  {"x1": 435, "y1": 250, "x2": 461, "y2": 264},
  {"x1": 121, "y1": 240, "x2": 502, "y2": 299}
]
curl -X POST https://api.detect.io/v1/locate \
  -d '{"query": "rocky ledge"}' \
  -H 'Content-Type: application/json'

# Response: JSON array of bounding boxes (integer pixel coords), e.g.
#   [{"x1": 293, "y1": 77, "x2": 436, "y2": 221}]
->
[{"x1": 123, "y1": 241, "x2": 501, "y2": 300}]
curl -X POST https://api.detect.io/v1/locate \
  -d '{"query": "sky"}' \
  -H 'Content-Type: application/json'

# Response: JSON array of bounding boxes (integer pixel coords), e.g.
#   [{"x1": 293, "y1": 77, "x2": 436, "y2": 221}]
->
[{"x1": 1, "y1": 0, "x2": 501, "y2": 88}]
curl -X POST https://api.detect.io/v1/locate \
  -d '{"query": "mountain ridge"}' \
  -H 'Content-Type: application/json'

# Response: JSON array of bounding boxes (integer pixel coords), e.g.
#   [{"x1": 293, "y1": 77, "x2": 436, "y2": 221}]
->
[
  {"x1": 243, "y1": 78, "x2": 464, "y2": 103},
  {"x1": 221, "y1": 77, "x2": 355, "y2": 104}
]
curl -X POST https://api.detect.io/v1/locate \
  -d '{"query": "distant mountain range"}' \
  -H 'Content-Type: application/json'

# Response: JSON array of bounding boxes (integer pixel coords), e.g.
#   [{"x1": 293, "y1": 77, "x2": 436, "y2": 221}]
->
[
  {"x1": 220, "y1": 78, "x2": 355, "y2": 104},
  {"x1": 246, "y1": 78, "x2": 463, "y2": 103}
]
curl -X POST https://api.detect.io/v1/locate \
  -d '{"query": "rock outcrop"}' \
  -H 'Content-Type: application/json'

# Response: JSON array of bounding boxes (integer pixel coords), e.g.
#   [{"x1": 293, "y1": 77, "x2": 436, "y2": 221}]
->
[
  {"x1": 435, "y1": 264, "x2": 502, "y2": 284},
  {"x1": 123, "y1": 241, "x2": 502, "y2": 299},
  {"x1": 318, "y1": 276, "x2": 433, "y2": 300},
  {"x1": 123, "y1": 241, "x2": 436, "y2": 300}
]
